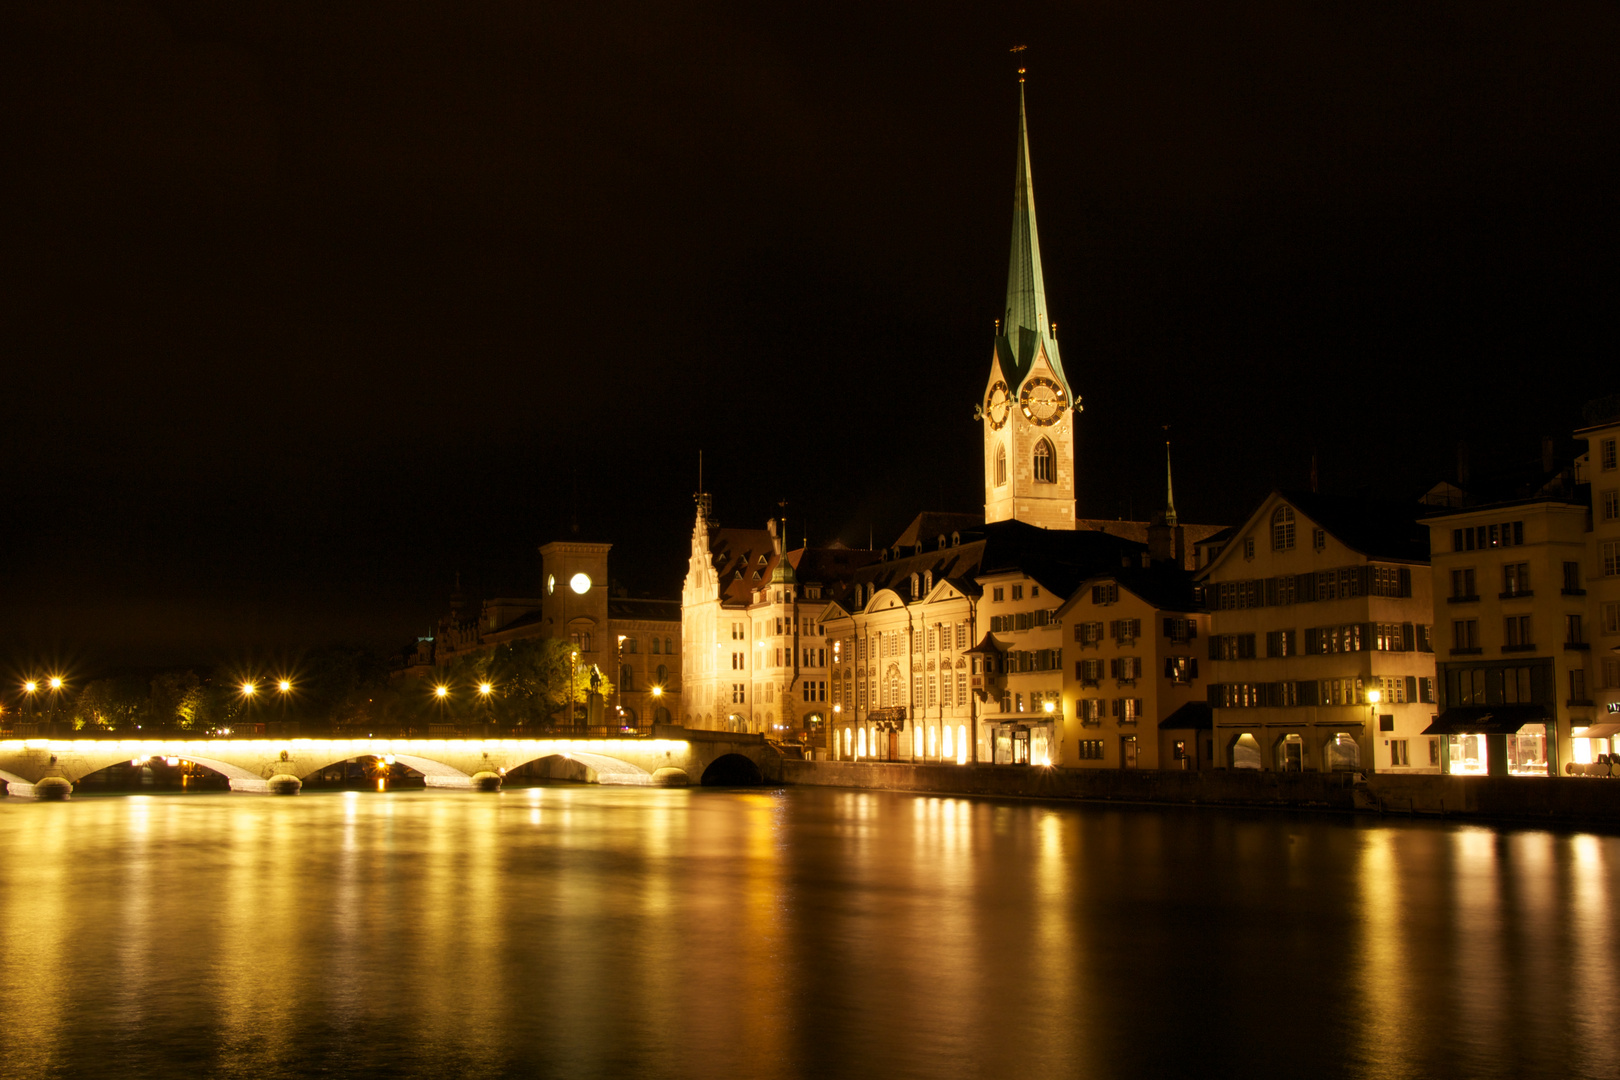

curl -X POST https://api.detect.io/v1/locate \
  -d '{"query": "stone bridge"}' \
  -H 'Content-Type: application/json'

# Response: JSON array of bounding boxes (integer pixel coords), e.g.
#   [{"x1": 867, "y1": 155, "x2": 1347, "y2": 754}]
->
[{"x1": 0, "y1": 726, "x2": 780, "y2": 798}]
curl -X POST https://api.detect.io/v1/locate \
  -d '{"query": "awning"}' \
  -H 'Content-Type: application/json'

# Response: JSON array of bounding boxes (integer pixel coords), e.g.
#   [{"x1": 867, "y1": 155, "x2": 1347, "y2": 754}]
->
[
  {"x1": 1574, "y1": 722, "x2": 1620, "y2": 739},
  {"x1": 1160, "y1": 702, "x2": 1212, "y2": 731},
  {"x1": 1423, "y1": 704, "x2": 1553, "y2": 736}
]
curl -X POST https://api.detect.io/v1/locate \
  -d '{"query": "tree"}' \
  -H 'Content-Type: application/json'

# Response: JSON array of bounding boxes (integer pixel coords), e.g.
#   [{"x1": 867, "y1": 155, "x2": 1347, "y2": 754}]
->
[
  {"x1": 73, "y1": 676, "x2": 149, "y2": 730},
  {"x1": 439, "y1": 637, "x2": 612, "y2": 728}
]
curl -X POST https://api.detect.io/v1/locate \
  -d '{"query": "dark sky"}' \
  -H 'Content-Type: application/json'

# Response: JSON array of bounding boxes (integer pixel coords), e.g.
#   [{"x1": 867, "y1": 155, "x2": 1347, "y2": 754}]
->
[{"x1": 3, "y1": 1, "x2": 1617, "y2": 673}]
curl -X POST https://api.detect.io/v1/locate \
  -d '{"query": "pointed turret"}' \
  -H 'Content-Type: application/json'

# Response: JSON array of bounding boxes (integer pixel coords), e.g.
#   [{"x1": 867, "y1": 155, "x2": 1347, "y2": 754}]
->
[{"x1": 995, "y1": 76, "x2": 1069, "y2": 395}]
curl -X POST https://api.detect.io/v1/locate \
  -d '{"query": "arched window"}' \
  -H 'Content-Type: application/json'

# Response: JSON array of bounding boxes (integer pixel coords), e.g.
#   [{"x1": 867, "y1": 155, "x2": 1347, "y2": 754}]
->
[
  {"x1": 1033, "y1": 438, "x2": 1055, "y2": 483},
  {"x1": 656, "y1": 664, "x2": 668, "y2": 684},
  {"x1": 995, "y1": 444, "x2": 1008, "y2": 487},
  {"x1": 650, "y1": 637, "x2": 660, "y2": 655},
  {"x1": 620, "y1": 664, "x2": 634, "y2": 691},
  {"x1": 1272, "y1": 505, "x2": 1296, "y2": 551}
]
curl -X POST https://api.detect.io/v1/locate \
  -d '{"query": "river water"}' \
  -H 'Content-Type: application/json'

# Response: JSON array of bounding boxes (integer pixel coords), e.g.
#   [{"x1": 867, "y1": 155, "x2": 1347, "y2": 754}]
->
[{"x1": 0, "y1": 785, "x2": 1615, "y2": 1080}]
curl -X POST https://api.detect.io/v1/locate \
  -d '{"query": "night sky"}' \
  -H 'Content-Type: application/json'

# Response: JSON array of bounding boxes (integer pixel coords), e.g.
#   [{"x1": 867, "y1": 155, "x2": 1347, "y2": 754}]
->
[{"x1": 4, "y1": 2, "x2": 1617, "y2": 673}]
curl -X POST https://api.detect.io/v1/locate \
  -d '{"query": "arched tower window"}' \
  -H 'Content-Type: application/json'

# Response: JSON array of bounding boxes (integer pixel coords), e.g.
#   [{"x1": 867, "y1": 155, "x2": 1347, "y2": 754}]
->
[
  {"x1": 1033, "y1": 439, "x2": 1054, "y2": 483},
  {"x1": 1272, "y1": 505, "x2": 1296, "y2": 551},
  {"x1": 995, "y1": 444, "x2": 1008, "y2": 487}
]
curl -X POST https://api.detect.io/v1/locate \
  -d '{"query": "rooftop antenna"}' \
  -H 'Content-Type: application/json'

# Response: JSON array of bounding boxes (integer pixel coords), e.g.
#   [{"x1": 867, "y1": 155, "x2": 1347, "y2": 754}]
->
[{"x1": 1010, "y1": 43, "x2": 1027, "y2": 82}]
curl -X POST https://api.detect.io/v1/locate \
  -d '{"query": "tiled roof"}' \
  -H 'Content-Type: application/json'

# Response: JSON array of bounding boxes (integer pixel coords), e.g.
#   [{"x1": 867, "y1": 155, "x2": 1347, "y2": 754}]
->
[{"x1": 706, "y1": 527, "x2": 877, "y2": 607}]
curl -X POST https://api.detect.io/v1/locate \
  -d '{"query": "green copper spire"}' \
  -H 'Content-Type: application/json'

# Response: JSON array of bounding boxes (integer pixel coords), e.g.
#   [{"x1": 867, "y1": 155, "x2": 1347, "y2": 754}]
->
[{"x1": 996, "y1": 77, "x2": 1069, "y2": 394}]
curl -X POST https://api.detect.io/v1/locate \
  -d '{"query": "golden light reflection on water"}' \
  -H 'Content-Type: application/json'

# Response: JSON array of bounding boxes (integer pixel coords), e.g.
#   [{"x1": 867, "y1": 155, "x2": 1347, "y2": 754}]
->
[{"x1": 1, "y1": 791, "x2": 1619, "y2": 1079}]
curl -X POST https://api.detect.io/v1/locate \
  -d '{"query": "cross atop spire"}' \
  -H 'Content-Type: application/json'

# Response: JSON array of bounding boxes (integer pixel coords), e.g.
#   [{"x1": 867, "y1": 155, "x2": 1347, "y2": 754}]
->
[{"x1": 996, "y1": 67, "x2": 1069, "y2": 395}]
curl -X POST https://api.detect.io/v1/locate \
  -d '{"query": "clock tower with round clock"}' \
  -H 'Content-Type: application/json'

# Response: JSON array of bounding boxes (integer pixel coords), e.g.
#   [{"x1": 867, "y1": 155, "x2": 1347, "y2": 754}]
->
[{"x1": 981, "y1": 74, "x2": 1078, "y2": 530}]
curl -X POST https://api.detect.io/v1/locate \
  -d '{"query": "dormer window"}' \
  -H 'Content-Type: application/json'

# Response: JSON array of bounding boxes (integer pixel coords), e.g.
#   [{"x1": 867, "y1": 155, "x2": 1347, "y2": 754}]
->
[{"x1": 910, "y1": 573, "x2": 921, "y2": 600}]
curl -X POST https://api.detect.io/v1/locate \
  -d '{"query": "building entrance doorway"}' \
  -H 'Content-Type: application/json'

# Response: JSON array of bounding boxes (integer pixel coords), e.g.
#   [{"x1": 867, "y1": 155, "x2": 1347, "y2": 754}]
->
[
  {"x1": 1121, "y1": 735, "x2": 1139, "y2": 769},
  {"x1": 1277, "y1": 734, "x2": 1305, "y2": 772}
]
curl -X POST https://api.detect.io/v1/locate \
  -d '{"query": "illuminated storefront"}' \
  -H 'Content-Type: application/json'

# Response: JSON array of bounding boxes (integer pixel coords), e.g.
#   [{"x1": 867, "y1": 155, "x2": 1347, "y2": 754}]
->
[{"x1": 1425, "y1": 705, "x2": 1553, "y2": 777}]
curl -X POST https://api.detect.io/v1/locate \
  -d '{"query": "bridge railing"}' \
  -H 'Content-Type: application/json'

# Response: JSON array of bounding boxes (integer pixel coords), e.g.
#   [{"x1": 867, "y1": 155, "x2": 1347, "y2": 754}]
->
[{"x1": 0, "y1": 723, "x2": 659, "y2": 742}]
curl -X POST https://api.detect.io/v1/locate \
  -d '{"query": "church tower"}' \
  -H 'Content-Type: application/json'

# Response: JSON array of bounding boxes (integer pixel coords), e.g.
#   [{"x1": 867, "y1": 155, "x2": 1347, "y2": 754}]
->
[{"x1": 981, "y1": 74, "x2": 1078, "y2": 529}]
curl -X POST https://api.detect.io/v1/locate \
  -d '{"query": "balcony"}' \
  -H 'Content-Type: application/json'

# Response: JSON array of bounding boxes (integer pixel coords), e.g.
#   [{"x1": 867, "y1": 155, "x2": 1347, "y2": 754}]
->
[
  {"x1": 1565, "y1": 642, "x2": 1591, "y2": 651},
  {"x1": 1447, "y1": 594, "x2": 1481, "y2": 604},
  {"x1": 1499, "y1": 590, "x2": 1534, "y2": 600},
  {"x1": 1563, "y1": 587, "x2": 1587, "y2": 597},
  {"x1": 1501, "y1": 644, "x2": 1537, "y2": 653},
  {"x1": 1079, "y1": 678, "x2": 1100, "y2": 689},
  {"x1": 1568, "y1": 698, "x2": 1596, "y2": 708},
  {"x1": 1450, "y1": 647, "x2": 1483, "y2": 655}
]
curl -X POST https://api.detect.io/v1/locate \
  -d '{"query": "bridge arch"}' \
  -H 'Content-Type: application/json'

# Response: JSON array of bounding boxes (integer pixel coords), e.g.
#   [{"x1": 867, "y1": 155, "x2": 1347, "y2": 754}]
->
[
  {"x1": 700, "y1": 753, "x2": 763, "y2": 786},
  {"x1": 503, "y1": 750, "x2": 652, "y2": 786}
]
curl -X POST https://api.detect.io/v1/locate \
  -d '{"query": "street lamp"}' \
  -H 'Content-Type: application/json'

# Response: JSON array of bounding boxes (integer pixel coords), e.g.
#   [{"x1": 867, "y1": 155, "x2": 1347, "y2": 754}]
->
[
  {"x1": 48, "y1": 677, "x2": 62, "y2": 691},
  {"x1": 241, "y1": 682, "x2": 257, "y2": 697},
  {"x1": 278, "y1": 680, "x2": 292, "y2": 693}
]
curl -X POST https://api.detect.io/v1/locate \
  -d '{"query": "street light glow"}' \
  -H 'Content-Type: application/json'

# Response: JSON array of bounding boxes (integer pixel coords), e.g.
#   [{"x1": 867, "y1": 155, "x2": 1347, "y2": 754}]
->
[
  {"x1": 278, "y1": 680, "x2": 292, "y2": 693},
  {"x1": 23, "y1": 681, "x2": 36, "y2": 694},
  {"x1": 241, "y1": 682, "x2": 256, "y2": 697},
  {"x1": 48, "y1": 677, "x2": 63, "y2": 690},
  {"x1": 478, "y1": 682, "x2": 493, "y2": 696},
  {"x1": 651, "y1": 686, "x2": 663, "y2": 698},
  {"x1": 1367, "y1": 689, "x2": 1382, "y2": 705},
  {"x1": 434, "y1": 685, "x2": 450, "y2": 699}
]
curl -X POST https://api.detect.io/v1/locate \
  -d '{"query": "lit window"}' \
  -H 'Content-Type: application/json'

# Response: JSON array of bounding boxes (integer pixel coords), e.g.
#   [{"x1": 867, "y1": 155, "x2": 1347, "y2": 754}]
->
[{"x1": 995, "y1": 444, "x2": 1008, "y2": 487}]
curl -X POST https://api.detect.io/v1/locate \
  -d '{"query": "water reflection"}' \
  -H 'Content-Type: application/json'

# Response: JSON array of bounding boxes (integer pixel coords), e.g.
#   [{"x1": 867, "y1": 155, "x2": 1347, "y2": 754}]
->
[{"x1": 0, "y1": 790, "x2": 1616, "y2": 1079}]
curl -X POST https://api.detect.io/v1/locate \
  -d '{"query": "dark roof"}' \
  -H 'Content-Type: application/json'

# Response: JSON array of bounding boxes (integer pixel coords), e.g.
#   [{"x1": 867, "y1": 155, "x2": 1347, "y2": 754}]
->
[
  {"x1": 1279, "y1": 490, "x2": 1431, "y2": 563},
  {"x1": 1104, "y1": 563, "x2": 1203, "y2": 613},
  {"x1": 1160, "y1": 702, "x2": 1212, "y2": 731},
  {"x1": 849, "y1": 519, "x2": 1146, "y2": 605},
  {"x1": 1423, "y1": 705, "x2": 1551, "y2": 735},
  {"x1": 608, "y1": 597, "x2": 681, "y2": 623},
  {"x1": 706, "y1": 526, "x2": 876, "y2": 607},
  {"x1": 892, "y1": 511, "x2": 983, "y2": 549}
]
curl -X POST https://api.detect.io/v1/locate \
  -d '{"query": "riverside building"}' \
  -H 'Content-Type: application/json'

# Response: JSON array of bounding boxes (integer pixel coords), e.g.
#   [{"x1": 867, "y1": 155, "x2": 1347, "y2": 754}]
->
[
  {"x1": 1198, "y1": 491, "x2": 1438, "y2": 773},
  {"x1": 1421, "y1": 400, "x2": 1620, "y2": 775}
]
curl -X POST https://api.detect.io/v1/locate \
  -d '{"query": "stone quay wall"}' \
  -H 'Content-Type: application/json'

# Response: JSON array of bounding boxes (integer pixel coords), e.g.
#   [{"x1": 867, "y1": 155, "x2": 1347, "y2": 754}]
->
[{"x1": 780, "y1": 760, "x2": 1620, "y2": 828}]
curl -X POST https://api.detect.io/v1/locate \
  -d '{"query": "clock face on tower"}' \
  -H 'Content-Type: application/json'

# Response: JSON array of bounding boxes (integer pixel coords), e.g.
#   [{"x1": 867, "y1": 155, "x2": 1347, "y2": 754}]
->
[
  {"x1": 985, "y1": 381, "x2": 1011, "y2": 430},
  {"x1": 1019, "y1": 377, "x2": 1067, "y2": 426}
]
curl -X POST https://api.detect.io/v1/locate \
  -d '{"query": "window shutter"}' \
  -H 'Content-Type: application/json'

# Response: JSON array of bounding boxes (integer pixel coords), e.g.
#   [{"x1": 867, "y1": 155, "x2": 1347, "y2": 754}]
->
[
  {"x1": 1163, "y1": 617, "x2": 1174, "y2": 638},
  {"x1": 1208, "y1": 635, "x2": 1220, "y2": 660},
  {"x1": 1404, "y1": 675, "x2": 1417, "y2": 703},
  {"x1": 1164, "y1": 657, "x2": 1174, "y2": 679},
  {"x1": 1401, "y1": 623, "x2": 1415, "y2": 651},
  {"x1": 1190, "y1": 658, "x2": 1199, "y2": 679},
  {"x1": 1133, "y1": 657, "x2": 1144, "y2": 678},
  {"x1": 1296, "y1": 573, "x2": 1315, "y2": 602},
  {"x1": 1399, "y1": 567, "x2": 1412, "y2": 597},
  {"x1": 1110, "y1": 698, "x2": 1120, "y2": 717},
  {"x1": 1134, "y1": 698, "x2": 1144, "y2": 718},
  {"x1": 1109, "y1": 657, "x2": 1119, "y2": 679},
  {"x1": 1206, "y1": 683, "x2": 1220, "y2": 706}
]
